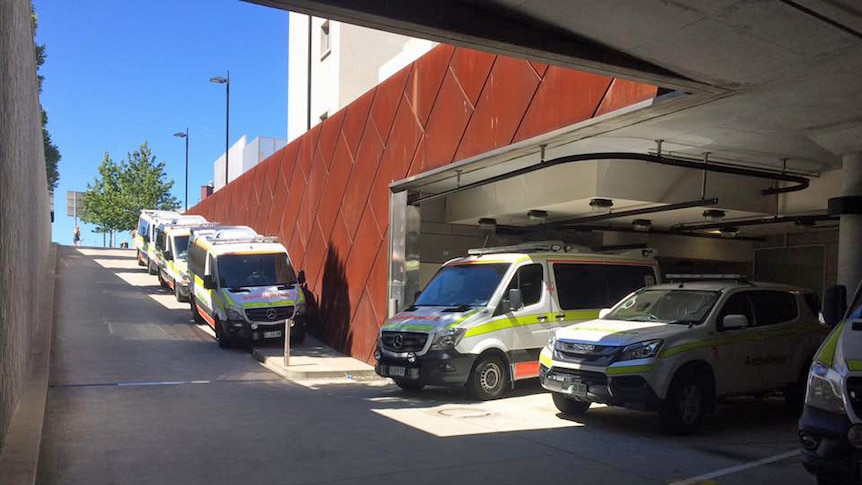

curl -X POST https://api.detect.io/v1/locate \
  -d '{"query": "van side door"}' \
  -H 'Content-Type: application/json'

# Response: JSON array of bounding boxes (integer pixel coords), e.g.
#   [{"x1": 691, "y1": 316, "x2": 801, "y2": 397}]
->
[
  {"x1": 713, "y1": 291, "x2": 762, "y2": 393},
  {"x1": 495, "y1": 262, "x2": 551, "y2": 351}
]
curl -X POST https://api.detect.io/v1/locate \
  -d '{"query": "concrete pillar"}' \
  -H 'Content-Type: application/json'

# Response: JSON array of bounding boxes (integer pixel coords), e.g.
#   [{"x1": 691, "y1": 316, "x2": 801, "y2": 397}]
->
[{"x1": 836, "y1": 152, "x2": 862, "y2": 292}]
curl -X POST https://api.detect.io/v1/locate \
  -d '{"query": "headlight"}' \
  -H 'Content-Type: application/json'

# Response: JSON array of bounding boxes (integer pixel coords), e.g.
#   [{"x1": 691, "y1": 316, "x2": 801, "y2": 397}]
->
[
  {"x1": 227, "y1": 307, "x2": 245, "y2": 321},
  {"x1": 617, "y1": 339, "x2": 663, "y2": 362},
  {"x1": 294, "y1": 300, "x2": 307, "y2": 316},
  {"x1": 806, "y1": 361, "x2": 846, "y2": 414},
  {"x1": 430, "y1": 328, "x2": 466, "y2": 350}
]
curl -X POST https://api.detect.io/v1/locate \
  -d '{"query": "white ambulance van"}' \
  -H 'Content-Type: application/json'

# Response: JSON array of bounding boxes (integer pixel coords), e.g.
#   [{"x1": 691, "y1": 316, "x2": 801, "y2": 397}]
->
[
  {"x1": 154, "y1": 220, "x2": 216, "y2": 301},
  {"x1": 187, "y1": 226, "x2": 309, "y2": 348},
  {"x1": 800, "y1": 280, "x2": 862, "y2": 484},
  {"x1": 540, "y1": 276, "x2": 826, "y2": 433},
  {"x1": 134, "y1": 209, "x2": 181, "y2": 274},
  {"x1": 374, "y1": 242, "x2": 660, "y2": 400}
]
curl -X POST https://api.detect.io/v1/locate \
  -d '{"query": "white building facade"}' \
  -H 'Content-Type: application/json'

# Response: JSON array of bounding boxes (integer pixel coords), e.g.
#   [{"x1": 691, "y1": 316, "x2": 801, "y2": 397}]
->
[
  {"x1": 286, "y1": 14, "x2": 436, "y2": 142},
  {"x1": 213, "y1": 135, "x2": 289, "y2": 191}
]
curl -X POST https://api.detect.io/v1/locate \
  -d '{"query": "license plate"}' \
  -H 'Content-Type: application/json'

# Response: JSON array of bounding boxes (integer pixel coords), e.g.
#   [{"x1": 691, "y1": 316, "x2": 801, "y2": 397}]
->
[
  {"x1": 263, "y1": 330, "x2": 282, "y2": 339},
  {"x1": 388, "y1": 366, "x2": 406, "y2": 377},
  {"x1": 562, "y1": 380, "x2": 588, "y2": 398}
]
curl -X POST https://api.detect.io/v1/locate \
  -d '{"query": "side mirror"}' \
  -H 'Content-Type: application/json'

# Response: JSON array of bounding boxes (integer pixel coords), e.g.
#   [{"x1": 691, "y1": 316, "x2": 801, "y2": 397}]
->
[
  {"x1": 722, "y1": 314, "x2": 749, "y2": 330},
  {"x1": 508, "y1": 289, "x2": 524, "y2": 312},
  {"x1": 202, "y1": 275, "x2": 216, "y2": 290},
  {"x1": 163, "y1": 250, "x2": 173, "y2": 261},
  {"x1": 599, "y1": 308, "x2": 612, "y2": 319},
  {"x1": 823, "y1": 285, "x2": 847, "y2": 327},
  {"x1": 297, "y1": 269, "x2": 306, "y2": 285},
  {"x1": 142, "y1": 234, "x2": 150, "y2": 243}
]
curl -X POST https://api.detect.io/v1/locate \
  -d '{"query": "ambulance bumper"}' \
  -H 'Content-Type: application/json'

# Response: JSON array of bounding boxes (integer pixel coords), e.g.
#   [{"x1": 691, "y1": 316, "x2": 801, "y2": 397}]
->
[
  {"x1": 375, "y1": 349, "x2": 476, "y2": 386},
  {"x1": 539, "y1": 364, "x2": 662, "y2": 410},
  {"x1": 799, "y1": 405, "x2": 862, "y2": 478}
]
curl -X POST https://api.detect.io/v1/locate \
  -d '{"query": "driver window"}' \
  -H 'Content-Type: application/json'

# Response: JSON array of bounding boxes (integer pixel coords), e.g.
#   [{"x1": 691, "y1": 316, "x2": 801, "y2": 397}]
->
[
  {"x1": 717, "y1": 292, "x2": 753, "y2": 330},
  {"x1": 502, "y1": 263, "x2": 544, "y2": 310}
]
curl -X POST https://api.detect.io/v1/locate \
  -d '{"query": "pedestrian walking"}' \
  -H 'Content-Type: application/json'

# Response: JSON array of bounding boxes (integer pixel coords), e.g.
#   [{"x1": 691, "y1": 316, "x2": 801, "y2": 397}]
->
[{"x1": 73, "y1": 226, "x2": 81, "y2": 246}]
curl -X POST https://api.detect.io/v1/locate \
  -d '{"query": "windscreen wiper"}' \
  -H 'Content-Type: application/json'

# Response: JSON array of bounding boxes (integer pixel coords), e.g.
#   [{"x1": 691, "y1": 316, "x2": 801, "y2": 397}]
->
[
  {"x1": 228, "y1": 287, "x2": 250, "y2": 293},
  {"x1": 442, "y1": 304, "x2": 472, "y2": 312}
]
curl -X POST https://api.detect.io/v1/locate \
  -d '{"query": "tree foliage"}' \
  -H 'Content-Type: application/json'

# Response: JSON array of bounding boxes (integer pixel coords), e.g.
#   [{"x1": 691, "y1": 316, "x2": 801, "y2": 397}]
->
[
  {"x1": 32, "y1": 9, "x2": 60, "y2": 191},
  {"x1": 82, "y1": 142, "x2": 180, "y2": 233}
]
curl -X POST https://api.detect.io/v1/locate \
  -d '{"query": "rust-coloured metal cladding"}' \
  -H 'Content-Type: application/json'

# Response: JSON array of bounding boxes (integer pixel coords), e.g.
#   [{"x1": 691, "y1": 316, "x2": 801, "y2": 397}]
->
[
  {"x1": 298, "y1": 156, "x2": 329, "y2": 238},
  {"x1": 303, "y1": 221, "x2": 329, "y2": 284},
  {"x1": 282, "y1": 164, "x2": 308, "y2": 244},
  {"x1": 316, "y1": 109, "x2": 346, "y2": 172},
  {"x1": 422, "y1": 71, "x2": 475, "y2": 171},
  {"x1": 288, "y1": 230, "x2": 306, "y2": 270},
  {"x1": 298, "y1": 124, "x2": 322, "y2": 179},
  {"x1": 366, "y1": 232, "x2": 389, "y2": 322},
  {"x1": 529, "y1": 60, "x2": 550, "y2": 79},
  {"x1": 341, "y1": 89, "x2": 376, "y2": 159},
  {"x1": 595, "y1": 78, "x2": 659, "y2": 117},
  {"x1": 317, "y1": 138, "x2": 354, "y2": 239},
  {"x1": 345, "y1": 206, "x2": 384, "y2": 309},
  {"x1": 455, "y1": 56, "x2": 541, "y2": 161},
  {"x1": 449, "y1": 48, "x2": 496, "y2": 108},
  {"x1": 342, "y1": 128, "x2": 384, "y2": 239},
  {"x1": 515, "y1": 67, "x2": 612, "y2": 143},
  {"x1": 407, "y1": 137, "x2": 429, "y2": 177},
  {"x1": 265, "y1": 186, "x2": 289, "y2": 236},
  {"x1": 278, "y1": 142, "x2": 300, "y2": 188},
  {"x1": 350, "y1": 290, "x2": 381, "y2": 362},
  {"x1": 404, "y1": 44, "x2": 455, "y2": 128},
  {"x1": 255, "y1": 187, "x2": 273, "y2": 233},
  {"x1": 370, "y1": 67, "x2": 412, "y2": 146}
]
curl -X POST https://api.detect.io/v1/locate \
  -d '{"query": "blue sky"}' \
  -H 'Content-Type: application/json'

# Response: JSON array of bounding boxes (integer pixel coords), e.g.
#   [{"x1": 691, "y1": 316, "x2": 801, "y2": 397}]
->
[{"x1": 35, "y1": 0, "x2": 289, "y2": 246}]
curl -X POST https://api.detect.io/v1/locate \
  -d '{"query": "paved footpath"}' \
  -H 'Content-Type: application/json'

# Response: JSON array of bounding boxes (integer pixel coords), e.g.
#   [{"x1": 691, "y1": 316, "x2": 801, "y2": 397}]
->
[{"x1": 31, "y1": 247, "x2": 814, "y2": 485}]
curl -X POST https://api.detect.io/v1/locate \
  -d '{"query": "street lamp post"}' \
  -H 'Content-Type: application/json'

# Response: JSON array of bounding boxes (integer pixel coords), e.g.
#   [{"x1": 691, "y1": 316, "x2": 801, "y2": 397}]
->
[
  {"x1": 173, "y1": 129, "x2": 189, "y2": 211},
  {"x1": 209, "y1": 71, "x2": 230, "y2": 188}
]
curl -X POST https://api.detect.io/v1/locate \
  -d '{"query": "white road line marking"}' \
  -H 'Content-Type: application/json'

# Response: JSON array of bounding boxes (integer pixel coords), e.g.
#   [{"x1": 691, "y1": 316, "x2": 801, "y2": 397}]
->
[{"x1": 669, "y1": 449, "x2": 801, "y2": 485}]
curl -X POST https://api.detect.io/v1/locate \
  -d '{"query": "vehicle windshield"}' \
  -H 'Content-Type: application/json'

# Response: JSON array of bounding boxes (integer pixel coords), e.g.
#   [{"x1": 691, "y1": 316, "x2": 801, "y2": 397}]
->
[
  {"x1": 414, "y1": 263, "x2": 510, "y2": 307},
  {"x1": 217, "y1": 253, "x2": 296, "y2": 288},
  {"x1": 605, "y1": 289, "x2": 720, "y2": 325},
  {"x1": 173, "y1": 236, "x2": 190, "y2": 261}
]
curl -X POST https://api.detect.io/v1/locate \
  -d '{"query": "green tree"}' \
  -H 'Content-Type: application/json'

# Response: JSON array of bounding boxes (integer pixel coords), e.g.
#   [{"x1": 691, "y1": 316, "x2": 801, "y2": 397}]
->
[
  {"x1": 82, "y1": 142, "x2": 180, "y2": 242},
  {"x1": 32, "y1": 10, "x2": 61, "y2": 191}
]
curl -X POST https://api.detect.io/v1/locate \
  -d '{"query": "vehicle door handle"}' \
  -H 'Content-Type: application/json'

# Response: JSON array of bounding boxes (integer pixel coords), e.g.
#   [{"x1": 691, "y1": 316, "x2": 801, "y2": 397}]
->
[
  {"x1": 537, "y1": 315, "x2": 548, "y2": 322},
  {"x1": 555, "y1": 314, "x2": 566, "y2": 320}
]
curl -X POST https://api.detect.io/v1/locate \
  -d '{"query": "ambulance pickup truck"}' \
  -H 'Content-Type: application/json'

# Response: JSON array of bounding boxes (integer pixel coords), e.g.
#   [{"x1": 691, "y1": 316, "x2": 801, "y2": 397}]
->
[
  {"x1": 186, "y1": 226, "x2": 309, "y2": 348},
  {"x1": 375, "y1": 241, "x2": 660, "y2": 400},
  {"x1": 800, "y1": 281, "x2": 862, "y2": 484},
  {"x1": 540, "y1": 276, "x2": 826, "y2": 433}
]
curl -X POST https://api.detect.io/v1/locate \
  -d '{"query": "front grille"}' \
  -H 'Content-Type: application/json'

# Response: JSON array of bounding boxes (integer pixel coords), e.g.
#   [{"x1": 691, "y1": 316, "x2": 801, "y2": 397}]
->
[
  {"x1": 554, "y1": 340, "x2": 620, "y2": 366},
  {"x1": 847, "y1": 377, "x2": 862, "y2": 417},
  {"x1": 245, "y1": 306, "x2": 294, "y2": 322},
  {"x1": 550, "y1": 368, "x2": 608, "y2": 387},
  {"x1": 381, "y1": 331, "x2": 427, "y2": 352}
]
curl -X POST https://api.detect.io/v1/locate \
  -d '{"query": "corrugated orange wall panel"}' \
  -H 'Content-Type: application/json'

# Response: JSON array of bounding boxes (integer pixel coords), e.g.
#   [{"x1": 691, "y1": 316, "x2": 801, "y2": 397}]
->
[{"x1": 187, "y1": 45, "x2": 658, "y2": 362}]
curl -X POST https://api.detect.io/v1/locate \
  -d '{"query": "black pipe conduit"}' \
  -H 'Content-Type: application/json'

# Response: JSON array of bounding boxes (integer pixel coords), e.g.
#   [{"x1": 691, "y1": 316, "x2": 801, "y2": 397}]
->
[
  {"x1": 411, "y1": 152, "x2": 810, "y2": 205},
  {"x1": 674, "y1": 213, "x2": 837, "y2": 231},
  {"x1": 528, "y1": 198, "x2": 718, "y2": 231}
]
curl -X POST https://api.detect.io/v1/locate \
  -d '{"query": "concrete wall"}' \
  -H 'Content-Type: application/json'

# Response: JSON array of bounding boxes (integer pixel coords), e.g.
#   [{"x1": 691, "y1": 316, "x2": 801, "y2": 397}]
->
[{"x1": 0, "y1": 0, "x2": 51, "y2": 449}]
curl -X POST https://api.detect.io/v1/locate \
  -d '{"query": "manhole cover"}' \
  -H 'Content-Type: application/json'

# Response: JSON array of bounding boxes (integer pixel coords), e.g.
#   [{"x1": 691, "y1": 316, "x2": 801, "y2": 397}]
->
[{"x1": 437, "y1": 407, "x2": 491, "y2": 418}]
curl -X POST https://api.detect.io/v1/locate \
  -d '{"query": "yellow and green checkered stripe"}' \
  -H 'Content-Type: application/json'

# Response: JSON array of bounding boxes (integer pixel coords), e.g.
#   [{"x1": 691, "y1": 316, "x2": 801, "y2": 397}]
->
[{"x1": 464, "y1": 309, "x2": 600, "y2": 338}]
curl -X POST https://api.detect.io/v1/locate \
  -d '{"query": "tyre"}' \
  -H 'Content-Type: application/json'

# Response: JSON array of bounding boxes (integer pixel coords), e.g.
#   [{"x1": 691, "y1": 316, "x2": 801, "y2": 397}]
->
[
  {"x1": 660, "y1": 371, "x2": 711, "y2": 434},
  {"x1": 552, "y1": 393, "x2": 591, "y2": 415},
  {"x1": 467, "y1": 354, "x2": 507, "y2": 400},
  {"x1": 190, "y1": 297, "x2": 204, "y2": 325},
  {"x1": 174, "y1": 282, "x2": 189, "y2": 303},
  {"x1": 216, "y1": 318, "x2": 232, "y2": 349},
  {"x1": 158, "y1": 271, "x2": 168, "y2": 289},
  {"x1": 815, "y1": 471, "x2": 856, "y2": 485},
  {"x1": 137, "y1": 251, "x2": 145, "y2": 267},
  {"x1": 147, "y1": 259, "x2": 158, "y2": 275},
  {"x1": 394, "y1": 379, "x2": 425, "y2": 392}
]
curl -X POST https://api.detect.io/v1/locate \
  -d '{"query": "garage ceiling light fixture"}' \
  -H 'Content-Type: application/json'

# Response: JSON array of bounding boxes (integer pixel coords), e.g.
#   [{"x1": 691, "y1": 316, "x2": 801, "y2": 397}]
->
[
  {"x1": 590, "y1": 198, "x2": 613, "y2": 213},
  {"x1": 528, "y1": 210, "x2": 548, "y2": 223},
  {"x1": 632, "y1": 219, "x2": 652, "y2": 231},
  {"x1": 719, "y1": 226, "x2": 739, "y2": 238},
  {"x1": 702, "y1": 209, "x2": 726, "y2": 222}
]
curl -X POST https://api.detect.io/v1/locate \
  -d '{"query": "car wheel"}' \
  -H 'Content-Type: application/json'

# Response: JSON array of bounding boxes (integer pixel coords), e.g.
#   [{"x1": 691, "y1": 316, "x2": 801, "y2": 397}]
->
[
  {"x1": 816, "y1": 472, "x2": 855, "y2": 485},
  {"x1": 190, "y1": 297, "x2": 204, "y2": 325},
  {"x1": 467, "y1": 354, "x2": 507, "y2": 400},
  {"x1": 552, "y1": 393, "x2": 591, "y2": 415},
  {"x1": 158, "y1": 272, "x2": 168, "y2": 289},
  {"x1": 394, "y1": 379, "x2": 425, "y2": 392},
  {"x1": 660, "y1": 372, "x2": 710, "y2": 434},
  {"x1": 137, "y1": 251, "x2": 145, "y2": 267},
  {"x1": 147, "y1": 260, "x2": 158, "y2": 275},
  {"x1": 175, "y1": 283, "x2": 189, "y2": 303},
  {"x1": 216, "y1": 318, "x2": 232, "y2": 349}
]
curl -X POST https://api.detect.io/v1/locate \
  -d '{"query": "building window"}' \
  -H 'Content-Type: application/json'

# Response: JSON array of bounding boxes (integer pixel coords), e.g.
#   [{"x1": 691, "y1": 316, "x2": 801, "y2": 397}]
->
[{"x1": 320, "y1": 20, "x2": 331, "y2": 60}]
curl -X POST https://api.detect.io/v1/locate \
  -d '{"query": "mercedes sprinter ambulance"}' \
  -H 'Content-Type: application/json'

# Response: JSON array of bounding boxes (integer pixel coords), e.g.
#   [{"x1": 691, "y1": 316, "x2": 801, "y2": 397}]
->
[
  {"x1": 187, "y1": 226, "x2": 308, "y2": 348},
  {"x1": 134, "y1": 209, "x2": 181, "y2": 274}
]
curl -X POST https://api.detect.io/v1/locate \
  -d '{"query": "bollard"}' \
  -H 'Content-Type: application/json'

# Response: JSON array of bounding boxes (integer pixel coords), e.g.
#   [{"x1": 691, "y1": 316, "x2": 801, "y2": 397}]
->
[{"x1": 283, "y1": 317, "x2": 292, "y2": 366}]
